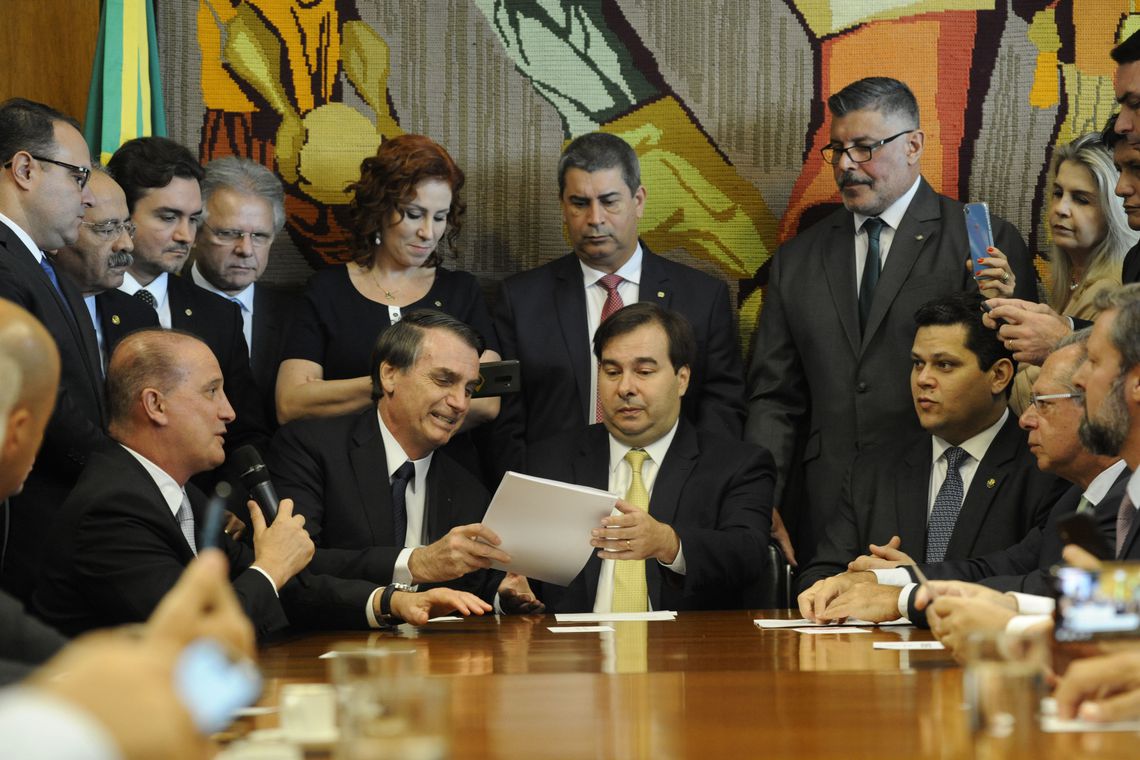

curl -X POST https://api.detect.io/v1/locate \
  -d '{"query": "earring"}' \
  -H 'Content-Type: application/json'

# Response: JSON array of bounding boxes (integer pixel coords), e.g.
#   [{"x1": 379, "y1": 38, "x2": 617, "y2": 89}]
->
[{"x1": 374, "y1": 233, "x2": 382, "y2": 246}]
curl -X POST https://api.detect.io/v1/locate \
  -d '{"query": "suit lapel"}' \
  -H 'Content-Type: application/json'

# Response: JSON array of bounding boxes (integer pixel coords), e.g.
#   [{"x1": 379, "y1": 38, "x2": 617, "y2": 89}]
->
[
  {"x1": 552, "y1": 255, "x2": 593, "y2": 424},
  {"x1": 944, "y1": 416, "x2": 1018, "y2": 558},
  {"x1": 348, "y1": 412, "x2": 397, "y2": 546},
  {"x1": 425, "y1": 455, "x2": 459, "y2": 545},
  {"x1": 819, "y1": 215, "x2": 861, "y2": 356},
  {"x1": 895, "y1": 441, "x2": 932, "y2": 557},
  {"x1": 251, "y1": 285, "x2": 279, "y2": 383},
  {"x1": 573, "y1": 426, "x2": 613, "y2": 605},
  {"x1": 646, "y1": 421, "x2": 698, "y2": 608},
  {"x1": 115, "y1": 447, "x2": 196, "y2": 562},
  {"x1": 862, "y1": 180, "x2": 941, "y2": 348},
  {"x1": 637, "y1": 246, "x2": 672, "y2": 310}
]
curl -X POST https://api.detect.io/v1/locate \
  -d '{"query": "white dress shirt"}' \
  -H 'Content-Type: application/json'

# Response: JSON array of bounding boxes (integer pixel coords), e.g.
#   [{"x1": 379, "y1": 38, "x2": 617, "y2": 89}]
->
[
  {"x1": 190, "y1": 263, "x2": 255, "y2": 353},
  {"x1": 119, "y1": 271, "x2": 172, "y2": 328},
  {"x1": 853, "y1": 175, "x2": 921, "y2": 294},
  {"x1": 580, "y1": 245, "x2": 642, "y2": 423},
  {"x1": 0, "y1": 212, "x2": 43, "y2": 263},
  {"x1": 593, "y1": 419, "x2": 686, "y2": 613},
  {"x1": 0, "y1": 687, "x2": 121, "y2": 760},
  {"x1": 83, "y1": 295, "x2": 106, "y2": 371}
]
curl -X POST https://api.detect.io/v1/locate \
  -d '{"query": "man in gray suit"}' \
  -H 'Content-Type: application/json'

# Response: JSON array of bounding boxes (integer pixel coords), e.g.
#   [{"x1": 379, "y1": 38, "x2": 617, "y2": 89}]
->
[{"x1": 745, "y1": 77, "x2": 1037, "y2": 566}]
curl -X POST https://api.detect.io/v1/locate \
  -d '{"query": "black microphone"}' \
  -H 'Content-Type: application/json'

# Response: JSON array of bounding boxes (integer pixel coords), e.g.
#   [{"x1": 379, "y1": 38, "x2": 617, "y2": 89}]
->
[{"x1": 231, "y1": 445, "x2": 278, "y2": 524}]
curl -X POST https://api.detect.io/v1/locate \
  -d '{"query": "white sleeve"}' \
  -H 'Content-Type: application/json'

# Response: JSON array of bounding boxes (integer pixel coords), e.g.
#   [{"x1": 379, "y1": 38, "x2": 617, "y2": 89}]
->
[
  {"x1": 0, "y1": 687, "x2": 122, "y2": 760},
  {"x1": 1009, "y1": 592, "x2": 1055, "y2": 615},
  {"x1": 872, "y1": 568, "x2": 913, "y2": 587}
]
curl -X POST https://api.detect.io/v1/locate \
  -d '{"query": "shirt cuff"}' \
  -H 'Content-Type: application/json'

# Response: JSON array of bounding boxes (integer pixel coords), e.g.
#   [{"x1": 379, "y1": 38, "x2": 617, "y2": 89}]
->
[
  {"x1": 364, "y1": 587, "x2": 384, "y2": 629},
  {"x1": 1009, "y1": 592, "x2": 1055, "y2": 615},
  {"x1": 1006, "y1": 614, "x2": 1052, "y2": 633},
  {"x1": 897, "y1": 583, "x2": 918, "y2": 619},
  {"x1": 0, "y1": 687, "x2": 123, "y2": 760},
  {"x1": 659, "y1": 539, "x2": 686, "y2": 575},
  {"x1": 1066, "y1": 315, "x2": 1075, "y2": 330},
  {"x1": 393, "y1": 548, "x2": 415, "y2": 586},
  {"x1": 248, "y1": 565, "x2": 279, "y2": 597},
  {"x1": 873, "y1": 568, "x2": 913, "y2": 587}
]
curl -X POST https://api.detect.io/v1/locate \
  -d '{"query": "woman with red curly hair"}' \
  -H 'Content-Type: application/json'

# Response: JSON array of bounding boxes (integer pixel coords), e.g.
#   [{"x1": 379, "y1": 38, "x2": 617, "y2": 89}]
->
[{"x1": 276, "y1": 134, "x2": 501, "y2": 433}]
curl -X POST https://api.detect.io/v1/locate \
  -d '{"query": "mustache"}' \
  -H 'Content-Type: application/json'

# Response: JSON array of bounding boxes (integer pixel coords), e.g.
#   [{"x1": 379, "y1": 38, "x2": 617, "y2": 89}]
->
[
  {"x1": 838, "y1": 172, "x2": 871, "y2": 189},
  {"x1": 106, "y1": 251, "x2": 133, "y2": 268}
]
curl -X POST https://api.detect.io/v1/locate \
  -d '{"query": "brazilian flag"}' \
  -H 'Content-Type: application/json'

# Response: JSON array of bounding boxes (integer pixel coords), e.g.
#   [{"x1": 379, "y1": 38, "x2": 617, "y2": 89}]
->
[{"x1": 84, "y1": 0, "x2": 167, "y2": 163}]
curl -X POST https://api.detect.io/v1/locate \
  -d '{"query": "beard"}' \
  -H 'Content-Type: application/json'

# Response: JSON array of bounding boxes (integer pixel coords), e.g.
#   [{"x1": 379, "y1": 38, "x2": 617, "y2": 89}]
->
[{"x1": 1079, "y1": 378, "x2": 1131, "y2": 456}]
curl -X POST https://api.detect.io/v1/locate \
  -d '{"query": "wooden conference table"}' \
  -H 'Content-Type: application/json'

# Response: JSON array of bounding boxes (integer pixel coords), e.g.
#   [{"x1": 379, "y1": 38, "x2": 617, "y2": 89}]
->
[{"x1": 239, "y1": 610, "x2": 1137, "y2": 759}]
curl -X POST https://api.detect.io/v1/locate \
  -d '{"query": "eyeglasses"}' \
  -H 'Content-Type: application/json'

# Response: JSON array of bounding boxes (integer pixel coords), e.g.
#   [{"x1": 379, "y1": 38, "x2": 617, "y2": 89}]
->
[
  {"x1": 80, "y1": 220, "x2": 136, "y2": 240},
  {"x1": 1029, "y1": 391, "x2": 1084, "y2": 413},
  {"x1": 202, "y1": 221, "x2": 272, "y2": 247},
  {"x1": 820, "y1": 130, "x2": 915, "y2": 166},
  {"x1": 3, "y1": 154, "x2": 91, "y2": 189}
]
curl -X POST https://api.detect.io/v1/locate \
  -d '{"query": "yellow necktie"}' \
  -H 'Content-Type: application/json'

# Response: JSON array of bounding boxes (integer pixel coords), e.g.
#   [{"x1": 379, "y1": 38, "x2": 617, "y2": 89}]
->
[{"x1": 612, "y1": 448, "x2": 650, "y2": 612}]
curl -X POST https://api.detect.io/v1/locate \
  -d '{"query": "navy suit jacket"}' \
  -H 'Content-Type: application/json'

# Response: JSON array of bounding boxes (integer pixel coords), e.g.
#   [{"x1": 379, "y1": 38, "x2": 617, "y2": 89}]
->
[
  {"x1": 0, "y1": 223, "x2": 108, "y2": 600},
  {"x1": 269, "y1": 409, "x2": 499, "y2": 599},
  {"x1": 490, "y1": 245, "x2": 746, "y2": 479},
  {"x1": 32, "y1": 444, "x2": 379, "y2": 638},
  {"x1": 95, "y1": 288, "x2": 159, "y2": 358},
  {"x1": 796, "y1": 414, "x2": 1066, "y2": 594},
  {"x1": 524, "y1": 419, "x2": 773, "y2": 613}
]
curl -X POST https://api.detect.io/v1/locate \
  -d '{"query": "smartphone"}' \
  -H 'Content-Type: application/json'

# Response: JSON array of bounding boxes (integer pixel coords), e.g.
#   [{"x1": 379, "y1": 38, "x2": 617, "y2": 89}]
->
[
  {"x1": 473, "y1": 359, "x2": 520, "y2": 398},
  {"x1": 963, "y1": 202, "x2": 994, "y2": 277},
  {"x1": 173, "y1": 638, "x2": 263, "y2": 734},
  {"x1": 1053, "y1": 563, "x2": 1140, "y2": 642},
  {"x1": 1057, "y1": 512, "x2": 1114, "y2": 560}
]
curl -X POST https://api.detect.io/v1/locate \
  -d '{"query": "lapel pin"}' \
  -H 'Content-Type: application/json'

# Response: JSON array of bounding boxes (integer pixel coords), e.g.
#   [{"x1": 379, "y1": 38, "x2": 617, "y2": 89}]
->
[
  {"x1": 915, "y1": 234, "x2": 924, "y2": 241},
  {"x1": 657, "y1": 291, "x2": 665, "y2": 298},
  {"x1": 185, "y1": 308, "x2": 193, "y2": 317},
  {"x1": 986, "y1": 478, "x2": 996, "y2": 488},
  {"x1": 110, "y1": 314, "x2": 121, "y2": 325},
  {"x1": 434, "y1": 300, "x2": 442, "y2": 307}
]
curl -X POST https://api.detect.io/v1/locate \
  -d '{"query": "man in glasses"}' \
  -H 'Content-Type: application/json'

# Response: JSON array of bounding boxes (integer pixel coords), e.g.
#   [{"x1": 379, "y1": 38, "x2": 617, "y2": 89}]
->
[
  {"x1": 745, "y1": 77, "x2": 1037, "y2": 569},
  {"x1": 186, "y1": 157, "x2": 297, "y2": 429},
  {"x1": 51, "y1": 167, "x2": 158, "y2": 368},
  {"x1": 0, "y1": 98, "x2": 105, "y2": 601}
]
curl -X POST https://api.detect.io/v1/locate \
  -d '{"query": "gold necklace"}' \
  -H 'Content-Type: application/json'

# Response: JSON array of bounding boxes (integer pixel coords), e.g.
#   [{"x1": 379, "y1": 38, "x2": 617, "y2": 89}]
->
[{"x1": 368, "y1": 267, "x2": 399, "y2": 300}]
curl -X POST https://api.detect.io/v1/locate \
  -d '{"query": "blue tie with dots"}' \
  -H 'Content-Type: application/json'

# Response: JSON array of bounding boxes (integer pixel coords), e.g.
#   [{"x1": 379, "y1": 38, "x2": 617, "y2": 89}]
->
[{"x1": 926, "y1": 446, "x2": 968, "y2": 562}]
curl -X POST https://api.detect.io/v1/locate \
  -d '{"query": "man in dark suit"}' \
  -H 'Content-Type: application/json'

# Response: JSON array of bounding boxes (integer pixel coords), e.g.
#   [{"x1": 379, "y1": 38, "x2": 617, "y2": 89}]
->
[
  {"x1": 32, "y1": 328, "x2": 492, "y2": 638},
  {"x1": 524, "y1": 303, "x2": 773, "y2": 613},
  {"x1": 0, "y1": 98, "x2": 105, "y2": 601},
  {"x1": 796, "y1": 293, "x2": 1063, "y2": 620},
  {"x1": 745, "y1": 77, "x2": 1036, "y2": 567},
  {"x1": 270, "y1": 310, "x2": 540, "y2": 610},
  {"x1": 0, "y1": 301, "x2": 68, "y2": 683},
  {"x1": 491, "y1": 132, "x2": 745, "y2": 480},
  {"x1": 51, "y1": 167, "x2": 158, "y2": 367},
  {"x1": 187, "y1": 156, "x2": 297, "y2": 429},
  {"x1": 106, "y1": 137, "x2": 269, "y2": 458}
]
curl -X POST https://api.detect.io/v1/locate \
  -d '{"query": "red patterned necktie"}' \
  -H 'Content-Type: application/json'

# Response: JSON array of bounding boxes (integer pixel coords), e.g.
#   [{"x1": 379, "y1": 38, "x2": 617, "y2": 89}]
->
[{"x1": 595, "y1": 274, "x2": 625, "y2": 422}]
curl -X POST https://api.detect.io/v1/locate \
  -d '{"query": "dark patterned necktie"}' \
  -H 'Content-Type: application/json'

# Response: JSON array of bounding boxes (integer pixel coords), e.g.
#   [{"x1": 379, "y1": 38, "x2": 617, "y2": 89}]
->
[
  {"x1": 135, "y1": 288, "x2": 157, "y2": 309},
  {"x1": 390, "y1": 461, "x2": 415, "y2": 547},
  {"x1": 926, "y1": 446, "x2": 968, "y2": 562},
  {"x1": 859, "y1": 217, "x2": 885, "y2": 331},
  {"x1": 1117, "y1": 492, "x2": 1136, "y2": 559}
]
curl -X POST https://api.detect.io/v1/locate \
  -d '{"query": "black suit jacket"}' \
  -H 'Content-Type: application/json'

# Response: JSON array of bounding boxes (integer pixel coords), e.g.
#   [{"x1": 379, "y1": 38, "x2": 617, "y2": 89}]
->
[
  {"x1": 0, "y1": 223, "x2": 108, "y2": 600},
  {"x1": 915, "y1": 468, "x2": 1129, "y2": 596},
  {"x1": 95, "y1": 288, "x2": 159, "y2": 358},
  {"x1": 250, "y1": 284, "x2": 298, "y2": 428},
  {"x1": 0, "y1": 587, "x2": 67, "y2": 686},
  {"x1": 745, "y1": 178, "x2": 1036, "y2": 564},
  {"x1": 1122, "y1": 242, "x2": 1140, "y2": 284},
  {"x1": 268, "y1": 409, "x2": 499, "y2": 598},
  {"x1": 796, "y1": 414, "x2": 1066, "y2": 594},
  {"x1": 32, "y1": 445, "x2": 378, "y2": 639},
  {"x1": 490, "y1": 245, "x2": 746, "y2": 478},
  {"x1": 523, "y1": 420, "x2": 774, "y2": 613}
]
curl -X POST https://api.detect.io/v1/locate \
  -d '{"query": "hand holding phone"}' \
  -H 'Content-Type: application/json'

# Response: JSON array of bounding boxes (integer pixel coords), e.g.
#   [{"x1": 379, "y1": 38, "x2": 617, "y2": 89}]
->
[
  {"x1": 173, "y1": 638, "x2": 262, "y2": 734},
  {"x1": 964, "y1": 202, "x2": 994, "y2": 278}
]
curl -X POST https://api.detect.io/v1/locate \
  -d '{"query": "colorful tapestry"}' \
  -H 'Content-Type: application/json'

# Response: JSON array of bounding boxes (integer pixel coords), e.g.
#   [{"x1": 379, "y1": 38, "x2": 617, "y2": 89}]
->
[{"x1": 158, "y1": 1, "x2": 1138, "y2": 350}]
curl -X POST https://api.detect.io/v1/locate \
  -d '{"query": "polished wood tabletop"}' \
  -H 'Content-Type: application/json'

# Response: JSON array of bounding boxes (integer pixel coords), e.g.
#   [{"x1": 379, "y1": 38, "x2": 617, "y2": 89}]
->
[{"x1": 235, "y1": 610, "x2": 1139, "y2": 759}]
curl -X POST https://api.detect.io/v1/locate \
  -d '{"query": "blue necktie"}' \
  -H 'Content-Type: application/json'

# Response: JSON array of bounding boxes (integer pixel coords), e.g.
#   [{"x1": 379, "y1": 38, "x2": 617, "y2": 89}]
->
[
  {"x1": 39, "y1": 254, "x2": 76, "y2": 322},
  {"x1": 390, "y1": 461, "x2": 415, "y2": 547},
  {"x1": 859, "y1": 218, "x2": 885, "y2": 332},
  {"x1": 926, "y1": 446, "x2": 968, "y2": 562}
]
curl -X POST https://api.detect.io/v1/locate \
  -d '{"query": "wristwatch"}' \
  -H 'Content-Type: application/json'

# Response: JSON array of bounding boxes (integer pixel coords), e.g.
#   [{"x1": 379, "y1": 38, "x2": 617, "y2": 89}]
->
[{"x1": 379, "y1": 582, "x2": 414, "y2": 624}]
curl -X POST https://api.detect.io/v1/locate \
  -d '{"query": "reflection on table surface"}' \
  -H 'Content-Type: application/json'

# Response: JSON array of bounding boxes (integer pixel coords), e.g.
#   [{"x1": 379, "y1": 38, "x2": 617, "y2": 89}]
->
[{"x1": 232, "y1": 610, "x2": 1139, "y2": 759}]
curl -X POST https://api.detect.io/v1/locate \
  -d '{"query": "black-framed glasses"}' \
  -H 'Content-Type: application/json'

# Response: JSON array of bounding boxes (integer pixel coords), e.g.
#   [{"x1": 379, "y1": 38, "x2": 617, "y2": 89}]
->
[
  {"x1": 1029, "y1": 391, "x2": 1083, "y2": 412},
  {"x1": 3, "y1": 154, "x2": 91, "y2": 189},
  {"x1": 80, "y1": 220, "x2": 136, "y2": 240},
  {"x1": 202, "y1": 221, "x2": 272, "y2": 247},
  {"x1": 820, "y1": 130, "x2": 915, "y2": 166}
]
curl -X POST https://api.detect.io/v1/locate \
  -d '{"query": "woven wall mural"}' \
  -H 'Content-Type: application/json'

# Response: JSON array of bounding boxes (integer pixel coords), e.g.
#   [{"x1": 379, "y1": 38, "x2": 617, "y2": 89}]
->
[{"x1": 160, "y1": 1, "x2": 1135, "y2": 351}]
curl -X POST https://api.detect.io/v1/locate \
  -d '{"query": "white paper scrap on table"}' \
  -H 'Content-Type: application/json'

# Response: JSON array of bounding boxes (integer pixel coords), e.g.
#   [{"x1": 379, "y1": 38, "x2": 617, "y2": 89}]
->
[
  {"x1": 794, "y1": 626, "x2": 871, "y2": 634},
  {"x1": 481, "y1": 471, "x2": 617, "y2": 585},
  {"x1": 427, "y1": 616, "x2": 464, "y2": 622},
  {"x1": 872, "y1": 641, "x2": 945, "y2": 650},
  {"x1": 548, "y1": 625, "x2": 615, "y2": 633},
  {"x1": 755, "y1": 617, "x2": 910, "y2": 629},
  {"x1": 1039, "y1": 697, "x2": 1140, "y2": 732},
  {"x1": 555, "y1": 611, "x2": 677, "y2": 623}
]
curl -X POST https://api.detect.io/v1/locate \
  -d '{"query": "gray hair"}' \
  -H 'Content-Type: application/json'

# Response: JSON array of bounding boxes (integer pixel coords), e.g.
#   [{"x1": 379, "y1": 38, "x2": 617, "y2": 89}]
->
[
  {"x1": 828, "y1": 77, "x2": 920, "y2": 127},
  {"x1": 201, "y1": 156, "x2": 286, "y2": 232},
  {"x1": 557, "y1": 132, "x2": 641, "y2": 197},
  {"x1": 369, "y1": 310, "x2": 484, "y2": 403},
  {"x1": 1093, "y1": 284, "x2": 1140, "y2": 372}
]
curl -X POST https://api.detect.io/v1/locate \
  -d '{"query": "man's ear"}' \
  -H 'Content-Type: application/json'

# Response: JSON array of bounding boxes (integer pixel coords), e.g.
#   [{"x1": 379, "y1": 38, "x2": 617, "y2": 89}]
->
[
  {"x1": 1, "y1": 407, "x2": 32, "y2": 461},
  {"x1": 379, "y1": 361, "x2": 399, "y2": 396},
  {"x1": 141, "y1": 388, "x2": 166, "y2": 424},
  {"x1": 990, "y1": 357, "x2": 1015, "y2": 396},
  {"x1": 1126, "y1": 365, "x2": 1140, "y2": 406},
  {"x1": 676, "y1": 365, "x2": 691, "y2": 397}
]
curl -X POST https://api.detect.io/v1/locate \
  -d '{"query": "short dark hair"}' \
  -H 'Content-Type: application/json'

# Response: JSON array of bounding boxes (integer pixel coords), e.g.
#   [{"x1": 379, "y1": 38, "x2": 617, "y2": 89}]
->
[
  {"x1": 1103, "y1": 113, "x2": 1125, "y2": 148},
  {"x1": 828, "y1": 77, "x2": 920, "y2": 127},
  {"x1": 106, "y1": 328, "x2": 200, "y2": 424},
  {"x1": 0, "y1": 98, "x2": 81, "y2": 165},
  {"x1": 557, "y1": 132, "x2": 641, "y2": 197},
  {"x1": 913, "y1": 292, "x2": 1013, "y2": 387},
  {"x1": 1111, "y1": 29, "x2": 1140, "y2": 65},
  {"x1": 106, "y1": 136, "x2": 204, "y2": 212},
  {"x1": 592, "y1": 302, "x2": 696, "y2": 372},
  {"x1": 370, "y1": 310, "x2": 484, "y2": 402}
]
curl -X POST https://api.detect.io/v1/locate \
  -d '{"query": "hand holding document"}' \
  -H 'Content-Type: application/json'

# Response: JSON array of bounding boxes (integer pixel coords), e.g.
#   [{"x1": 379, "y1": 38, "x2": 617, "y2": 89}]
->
[{"x1": 480, "y1": 472, "x2": 618, "y2": 585}]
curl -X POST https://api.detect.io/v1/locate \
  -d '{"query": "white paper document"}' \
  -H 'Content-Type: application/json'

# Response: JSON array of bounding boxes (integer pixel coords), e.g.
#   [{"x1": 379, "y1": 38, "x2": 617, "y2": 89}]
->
[
  {"x1": 548, "y1": 625, "x2": 615, "y2": 633},
  {"x1": 555, "y1": 611, "x2": 677, "y2": 623},
  {"x1": 794, "y1": 626, "x2": 871, "y2": 634},
  {"x1": 754, "y1": 617, "x2": 911, "y2": 629},
  {"x1": 872, "y1": 641, "x2": 945, "y2": 650},
  {"x1": 481, "y1": 471, "x2": 618, "y2": 585}
]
